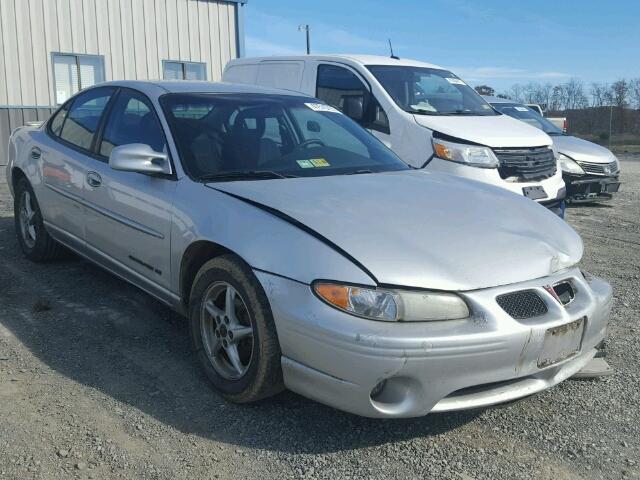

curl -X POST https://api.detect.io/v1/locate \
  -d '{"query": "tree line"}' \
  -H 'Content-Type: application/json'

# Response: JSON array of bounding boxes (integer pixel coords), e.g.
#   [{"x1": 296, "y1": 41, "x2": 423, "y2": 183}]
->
[
  {"x1": 475, "y1": 80, "x2": 640, "y2": 141},
  {"x1": 475, "y1": 79, "x2": 640, "y2": 112}
]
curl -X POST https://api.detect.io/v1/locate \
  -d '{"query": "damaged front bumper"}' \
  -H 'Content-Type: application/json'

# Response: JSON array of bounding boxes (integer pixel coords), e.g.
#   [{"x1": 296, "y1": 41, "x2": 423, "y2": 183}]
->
[
  {"x1": 564, "y1": 173, "x2": 621, "y2": 203},
  {"x1": 255, "y1": 268, "x2": 612, "y2": 418}
]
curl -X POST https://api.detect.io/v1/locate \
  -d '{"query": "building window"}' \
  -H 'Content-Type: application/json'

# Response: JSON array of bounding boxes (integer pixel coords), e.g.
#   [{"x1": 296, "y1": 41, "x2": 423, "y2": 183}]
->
[
  {"x1": 163, "y1": 61, "x2": 207, "y2": 81},
  {"x1": 52, "y1": 53, "x2": 106, "y2": 105}
]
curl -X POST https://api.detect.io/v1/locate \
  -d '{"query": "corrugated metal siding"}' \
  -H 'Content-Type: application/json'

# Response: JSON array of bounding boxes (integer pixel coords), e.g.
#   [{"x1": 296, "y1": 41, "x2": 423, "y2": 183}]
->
[
  {"x1": 0, "y1": 0, "x2": 243, "y2": 165},
  {"x1": 0, "y1": 107, "x2": 56, "y2": 166},
  {"x1": 0, "y1": 0, "x2": 240, "y2": 107}
]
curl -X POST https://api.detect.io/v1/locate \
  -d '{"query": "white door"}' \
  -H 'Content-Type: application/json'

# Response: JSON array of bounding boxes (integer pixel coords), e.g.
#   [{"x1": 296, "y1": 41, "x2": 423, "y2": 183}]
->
[{"x1": 314, "y1": 63, "x2": 392, "y2": 147}]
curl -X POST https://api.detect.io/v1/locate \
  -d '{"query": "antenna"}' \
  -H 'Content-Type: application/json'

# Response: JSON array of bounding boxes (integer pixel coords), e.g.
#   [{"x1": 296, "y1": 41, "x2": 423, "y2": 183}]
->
[{"x1": 388, "y1": 39, "x2": 399, "y2": 59}]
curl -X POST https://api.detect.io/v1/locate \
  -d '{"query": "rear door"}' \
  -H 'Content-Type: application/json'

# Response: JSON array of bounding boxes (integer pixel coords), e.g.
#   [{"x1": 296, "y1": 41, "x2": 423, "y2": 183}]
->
[
  {"x1": 82, "y1": 88, "x2": 176, "y2": 291},
  {"x1": 40, "y1": 87, "x2": 116, "y2": 248}
]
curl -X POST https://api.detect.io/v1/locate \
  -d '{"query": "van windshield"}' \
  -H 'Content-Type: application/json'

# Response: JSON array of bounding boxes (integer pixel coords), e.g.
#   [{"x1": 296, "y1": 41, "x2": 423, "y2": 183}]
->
[
  {"x1": 490, "y1": 102, "x2": 564, "y2": 135},
  {"x1": 367, "y1": 65, "x2": 497, "y2": 116},
  {"x1": 160, "y1": 93, "x2": 408, "y2": 181}
]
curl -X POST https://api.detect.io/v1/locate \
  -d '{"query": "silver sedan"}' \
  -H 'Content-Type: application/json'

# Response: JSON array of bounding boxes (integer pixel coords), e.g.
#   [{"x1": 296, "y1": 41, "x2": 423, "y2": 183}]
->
[{"x1": 6, "y1": 81, "x2": 612, "y2": 418}]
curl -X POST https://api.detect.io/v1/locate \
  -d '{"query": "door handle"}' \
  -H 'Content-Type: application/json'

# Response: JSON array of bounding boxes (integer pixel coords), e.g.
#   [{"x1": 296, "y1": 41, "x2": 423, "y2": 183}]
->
[
  {"x1": 86, "y1": 171, "x2": 102, "y2": 187},
  {"x1": 30, "y1": 147, "x2": 41, "y2": 159}
]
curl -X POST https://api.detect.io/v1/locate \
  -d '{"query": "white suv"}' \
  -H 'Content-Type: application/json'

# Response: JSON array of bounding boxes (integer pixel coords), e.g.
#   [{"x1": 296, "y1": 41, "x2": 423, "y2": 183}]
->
[{"x1": 224, "y1": 55, "x2": 567, "y2": 216}]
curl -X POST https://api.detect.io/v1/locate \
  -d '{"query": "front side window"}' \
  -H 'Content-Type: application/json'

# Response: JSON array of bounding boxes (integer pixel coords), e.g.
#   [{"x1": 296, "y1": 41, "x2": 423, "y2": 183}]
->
[
  {"x1": 491, "y1": 103, "x2": 563, "y2": 135},
  {"x1": 160, "y1": 93, "x2": 407, "y2": 180},
  {"x1": 58, "y1": 87, "x2": 115, "y2": 151},
  {"x1": 367, "y1": 65, "x2": 497, "y2": 116},
  {"x1": 163, "y1": 61, "x2": 207, "y2": 81},
  {"x1": 100, "y1": 90, "x2": 167, "y2": 158},
  {"x1": 53, "y1": 53, "x2": 105, "y2": 104},
  {"x1": 316, "y1": 64, "x2": 389, "y2": 133}
]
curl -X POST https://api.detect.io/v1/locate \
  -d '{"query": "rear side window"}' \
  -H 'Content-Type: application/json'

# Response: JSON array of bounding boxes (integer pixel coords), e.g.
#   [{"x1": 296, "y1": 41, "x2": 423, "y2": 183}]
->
[
  {"x1": 59, "y1": 87, "x2": 115, "y2": 151},
  {"x1": 99, "y1": 90, "x2": 167, "y2": 158},
  {"x1": 48, "y1": 104, "x2": 69, "y2": 137}
]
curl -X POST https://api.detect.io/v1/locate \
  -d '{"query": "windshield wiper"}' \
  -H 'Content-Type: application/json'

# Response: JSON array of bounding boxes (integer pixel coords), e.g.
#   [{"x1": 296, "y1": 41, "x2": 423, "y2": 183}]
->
[
  {"x1": 345, "y1": 169, "x2": 375, "y2": 175},
  {"x1": 199, "y1": 170, "x2": 295, "y2": 182},
  {"x1": 406, "y1": 108, "x2": 444, "y2": 115}
]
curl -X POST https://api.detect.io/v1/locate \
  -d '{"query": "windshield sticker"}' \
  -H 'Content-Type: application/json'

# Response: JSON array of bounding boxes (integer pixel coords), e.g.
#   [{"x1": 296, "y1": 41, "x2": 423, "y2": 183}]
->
[
  {"x1": 296, "y1": 160, "x2": 315, "y2": 168},
  {"x1": 515, "y1": 106, "x2": 529, "y2": 111},
  {"x1": 445, "y1": 77, "x2": 466, "y2": 85},
  {"x1": 305, "y1": 103, "x2": 340, "y2": 113},
  {"x1": 481, "y1": 104, "x2": 491, "y2": 109},
  {"x1": 310, "y1": 158, "x2": 330, "y2": 167}
]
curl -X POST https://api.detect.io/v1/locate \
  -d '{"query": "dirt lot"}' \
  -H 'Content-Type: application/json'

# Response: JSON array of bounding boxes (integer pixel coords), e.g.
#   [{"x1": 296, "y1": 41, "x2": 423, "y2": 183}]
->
[{"x1": 1, "y1": 156, "x2": 639, "y2": 480}]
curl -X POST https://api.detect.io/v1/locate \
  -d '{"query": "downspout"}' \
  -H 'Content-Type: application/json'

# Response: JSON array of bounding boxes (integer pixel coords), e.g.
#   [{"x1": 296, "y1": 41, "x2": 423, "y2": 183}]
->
[{"x1": 235, "y1": 1, "x2": 246, "y2": 58}]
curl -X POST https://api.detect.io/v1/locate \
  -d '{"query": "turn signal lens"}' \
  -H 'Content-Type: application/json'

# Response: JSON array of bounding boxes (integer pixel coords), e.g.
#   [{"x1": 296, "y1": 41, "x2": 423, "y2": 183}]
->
[
  {"x1": 433, "y1": 142, "x2": 453, "y2": 160},
  {"x1": 313, "y1": 283, "x2": 398, "y2": 321},
  {"x1": 314, "y1": 283, "x2": 350, "y2": 309}
]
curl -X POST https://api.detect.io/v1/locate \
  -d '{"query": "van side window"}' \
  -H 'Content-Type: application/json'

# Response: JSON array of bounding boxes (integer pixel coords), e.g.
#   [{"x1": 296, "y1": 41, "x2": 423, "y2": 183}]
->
[{"x1": 316, "y1": 64, "x2": 389, "y2": 134}]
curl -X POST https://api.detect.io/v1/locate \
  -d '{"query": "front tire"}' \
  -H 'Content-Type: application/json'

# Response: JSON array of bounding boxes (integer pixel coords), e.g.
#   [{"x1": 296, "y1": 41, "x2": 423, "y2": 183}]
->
[
  {"x1": 14, "y1": 177, "x2": 63, "y2": 262},
  {"x1": 189, "y1": 255, "x2": 284, "y2": 403}
]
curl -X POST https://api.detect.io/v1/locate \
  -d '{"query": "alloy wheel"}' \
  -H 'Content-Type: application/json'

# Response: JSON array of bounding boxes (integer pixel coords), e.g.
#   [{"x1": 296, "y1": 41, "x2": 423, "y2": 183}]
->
[
  {"x1": 19, "y1": 190, "x2": 37, "y2": 249},
  {"x1": 200, "y1": 281, "x2": 254, "y2": 380}
]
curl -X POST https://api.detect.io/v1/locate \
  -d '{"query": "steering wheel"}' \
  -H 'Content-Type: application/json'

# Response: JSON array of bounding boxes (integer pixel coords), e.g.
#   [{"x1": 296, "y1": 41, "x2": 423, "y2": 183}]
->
[{"x1": 293, "y1": 139, "x2": 326, "y2": 151}]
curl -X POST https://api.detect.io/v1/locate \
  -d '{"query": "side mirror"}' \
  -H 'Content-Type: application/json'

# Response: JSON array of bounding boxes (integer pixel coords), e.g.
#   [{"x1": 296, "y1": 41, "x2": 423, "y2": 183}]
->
[
  {"x1": 341, "y1": 95, "x2": 365, "y2": 122},
  {"x1": 109, "y1": 143, "x2": 172, "y2": 175}
]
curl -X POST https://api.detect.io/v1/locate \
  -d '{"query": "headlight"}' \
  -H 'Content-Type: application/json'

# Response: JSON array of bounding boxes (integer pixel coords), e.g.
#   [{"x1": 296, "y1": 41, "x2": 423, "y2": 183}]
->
[
  {"x1": 558, "y1": 153, "x2": 584, "y2": 174},
  {"x1": 432, "y1": 138, "x2": 499, "y2": 168},
  {"x1": 313, "y1": 282, "x2": 470, "y2": 322},
  {"x1": 603, "y1": 158, "x2": 619, "y2": 175}
]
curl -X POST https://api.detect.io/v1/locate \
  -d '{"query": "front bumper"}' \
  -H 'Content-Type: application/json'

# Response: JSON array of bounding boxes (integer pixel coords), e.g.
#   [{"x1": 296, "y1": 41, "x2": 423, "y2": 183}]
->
[
  {"x1": 256, "y1": 268, "x2": 612, "y2": 418},
  {"x1": 425, "y1": 158, "x2": 566, "y2": 210},
  {"x1": 564, "y1": 173, "x2": 621, "y2": 203}
]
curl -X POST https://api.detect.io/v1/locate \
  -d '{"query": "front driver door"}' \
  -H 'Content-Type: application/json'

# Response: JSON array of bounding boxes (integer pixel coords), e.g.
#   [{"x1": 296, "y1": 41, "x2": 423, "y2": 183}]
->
[
  {"x1": 315, "y1": 63, "x2": 392, "y2": 147},
  {"x1": 82, "y1": 88, "x2": 177, "y2": 293}
]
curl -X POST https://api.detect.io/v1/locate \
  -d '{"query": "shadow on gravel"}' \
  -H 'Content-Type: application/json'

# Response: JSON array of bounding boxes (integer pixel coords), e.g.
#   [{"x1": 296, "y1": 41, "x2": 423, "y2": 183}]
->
[
  {"x1": 566, "y1": 202, "x2": 614, "y2": 210},
  {"x1": 0, "y1": 216, "x2": 478, "y2": 454}
]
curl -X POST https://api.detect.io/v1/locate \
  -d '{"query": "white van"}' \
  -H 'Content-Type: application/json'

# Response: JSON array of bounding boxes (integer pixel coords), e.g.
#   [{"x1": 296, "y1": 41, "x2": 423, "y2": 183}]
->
[{"x1": 223, "y1": 55, "x2": 566, "y2": 215}]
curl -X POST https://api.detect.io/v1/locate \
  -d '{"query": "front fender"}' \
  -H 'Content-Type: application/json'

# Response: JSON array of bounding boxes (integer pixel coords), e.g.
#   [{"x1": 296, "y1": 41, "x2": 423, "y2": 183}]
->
[{"x1": 169, "y1": 180, "x2": 376, "y2": 294}]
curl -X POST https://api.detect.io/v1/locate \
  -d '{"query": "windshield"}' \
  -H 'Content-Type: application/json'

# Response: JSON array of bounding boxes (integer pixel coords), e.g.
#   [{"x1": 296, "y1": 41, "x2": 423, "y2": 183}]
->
[
  {"x1": 160, "y1": 93, "x2": 408, "y2": 181},
  {"x1": 491, "y1": 103, "x2": 563, "y2": 135},
  {"x1": 366, "y1": 65, "x2": 497, "y2": 116}
]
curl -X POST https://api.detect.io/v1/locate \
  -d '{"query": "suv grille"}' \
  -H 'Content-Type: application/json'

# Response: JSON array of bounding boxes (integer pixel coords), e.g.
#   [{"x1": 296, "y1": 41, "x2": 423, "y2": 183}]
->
[
  {"x1": 493, "y1": 147, "x2": 557, "y2": 182},
  {"x1": 496, "y1": 290, "x2": 548, "y2": 319},
  {"x1": 576, "y1": 160, "x2": 618, "y2": 176}
]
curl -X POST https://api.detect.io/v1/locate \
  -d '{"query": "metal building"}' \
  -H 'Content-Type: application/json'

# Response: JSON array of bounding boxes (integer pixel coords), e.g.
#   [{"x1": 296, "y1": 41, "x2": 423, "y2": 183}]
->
[{"x1": 0, "y1": 0, "x2": 247, "y2": 165}]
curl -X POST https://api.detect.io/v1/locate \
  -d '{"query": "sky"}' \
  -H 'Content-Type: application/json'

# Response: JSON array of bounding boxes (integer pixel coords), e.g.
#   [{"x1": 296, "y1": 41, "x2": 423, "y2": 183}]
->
[{"x1": 245, "y1": 0, "x2": 640, "y2": 92}]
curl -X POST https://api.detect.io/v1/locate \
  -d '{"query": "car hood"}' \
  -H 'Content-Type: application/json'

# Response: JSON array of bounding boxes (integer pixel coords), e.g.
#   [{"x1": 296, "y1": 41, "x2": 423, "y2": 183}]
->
[
  {"x1": 552, "y1": 135, "x2": 617, "y2": 164},
  {"x1": 413, "y1": 113, "x2": 552, "y2": 148},
  {"x1": 209, "y1": 170, "x2": 582, "y2": 291}
]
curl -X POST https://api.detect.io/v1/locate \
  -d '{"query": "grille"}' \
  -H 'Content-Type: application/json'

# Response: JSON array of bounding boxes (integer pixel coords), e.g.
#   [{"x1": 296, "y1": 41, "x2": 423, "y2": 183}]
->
[
  {"x1": 576, "y1": 160, "x2": 618, "y2": 176},
  {"x1": 493, "y1": 147, "x2": 557, "y2": 181},
  {"x1": 496, "y1": 290, "x2": 548, "y2": 319}
]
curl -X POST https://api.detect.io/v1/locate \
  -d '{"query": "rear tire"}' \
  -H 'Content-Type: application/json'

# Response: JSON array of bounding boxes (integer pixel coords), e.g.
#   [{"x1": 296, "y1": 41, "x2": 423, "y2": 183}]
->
[
  {"x1": 14, "y1": 177, "x2": 63, "y2": 262},
  {"x1": 189, "y1": 255, "x2": 284, "y2": 403}
]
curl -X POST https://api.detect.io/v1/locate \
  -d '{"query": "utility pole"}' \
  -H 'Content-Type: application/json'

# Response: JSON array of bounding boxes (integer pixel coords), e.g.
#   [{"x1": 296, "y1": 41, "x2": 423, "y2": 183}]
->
[
  {"x1": 609, "y1": 104, "x2": 613, "y2": 148},
  {"x1": 298, "y1": 24, "x2": 310, "y2": 54}
]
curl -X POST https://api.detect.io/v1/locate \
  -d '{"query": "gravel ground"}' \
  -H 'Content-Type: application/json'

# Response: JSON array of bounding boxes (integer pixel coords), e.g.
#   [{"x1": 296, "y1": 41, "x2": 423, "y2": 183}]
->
[{"x1": 1, "y1": 155, "x2": 639, "y2": 480}]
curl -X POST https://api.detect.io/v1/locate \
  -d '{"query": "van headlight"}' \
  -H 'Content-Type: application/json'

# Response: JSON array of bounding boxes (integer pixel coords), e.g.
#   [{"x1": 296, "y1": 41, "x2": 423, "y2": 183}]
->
[
  {"x1": 558, "y1": 153, "x2": 585, "y2": 174},
  {"x1": 432, "y1": 138, "x2": 499, "y2": 168},
  {"x1": 313, "y1": 282, "x2": 470, "y2": 322}
]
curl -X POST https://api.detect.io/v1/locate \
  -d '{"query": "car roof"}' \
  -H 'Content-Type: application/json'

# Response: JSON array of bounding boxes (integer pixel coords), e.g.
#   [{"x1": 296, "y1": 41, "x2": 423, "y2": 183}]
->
[
  {"x1": 96, "y1": 80, "x2": 310, "y2": 98},
  {"x1": 229, "y1": 54, "x2": 445, "y2": 70},
  {"x1": 482, "y1": 95, "x2": 516, "y2": 104}
]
